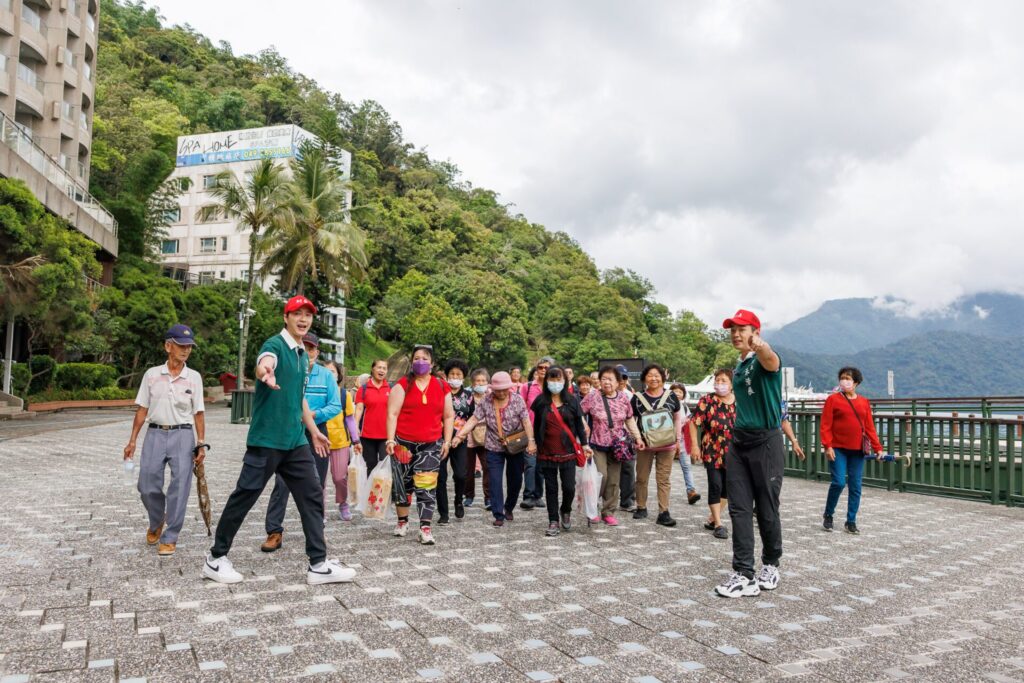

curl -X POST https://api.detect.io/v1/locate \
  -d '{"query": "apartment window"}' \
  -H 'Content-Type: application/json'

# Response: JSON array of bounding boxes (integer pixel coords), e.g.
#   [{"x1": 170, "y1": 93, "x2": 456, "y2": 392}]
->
[
  {"x1": 160, "y1": 239, "x2": 178, "y2": 255},
  {"x1": 219, "y1": 271, "x2": 226, "y2": 280},
  {"x1": 220, "y1": 236, "x2": 229, "y2": 251},
  {"x1": 203, "y1": 175, "x2": 218, "y2": 190},
  {"x1": 197, "y1": 205, "x2": 223, "y2": 223},
  {"x1": 164, "y1": 207, "x2": 181, "y2": 223},
  {"x1": 199, "y1": 238, "x2": 217, "y2": 253}
]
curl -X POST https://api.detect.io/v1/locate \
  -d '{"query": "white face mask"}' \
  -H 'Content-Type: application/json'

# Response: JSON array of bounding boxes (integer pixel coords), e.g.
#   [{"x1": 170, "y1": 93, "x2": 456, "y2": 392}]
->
[
  {"x1": 839, "y1": 379, "x2": 855, "y2": 392},
  {"x1": 714, "y1": 383, "x2": 730, "y2": 397},
  {"x1": 448, "y1": 379, "x2": 463, "y2": 390}
]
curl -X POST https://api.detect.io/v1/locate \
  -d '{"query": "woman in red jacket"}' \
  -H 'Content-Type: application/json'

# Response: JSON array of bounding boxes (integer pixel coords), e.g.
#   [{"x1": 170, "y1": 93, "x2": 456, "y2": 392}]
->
[{"x1": 820, "y1": 367, "x2": 883, "y2": 535}]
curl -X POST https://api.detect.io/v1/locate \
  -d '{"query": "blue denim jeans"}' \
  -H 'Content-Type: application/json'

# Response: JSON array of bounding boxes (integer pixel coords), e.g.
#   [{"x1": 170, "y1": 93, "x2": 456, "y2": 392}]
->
[
  {"x1": 677, "y1": 448, "x2": 697, "y2": 493},
  {"x1": 522, "y1": 454, "x2": 544, "y2": 501},
  {"x1": 486, "y1": 450, "x2": 524, "y2": 521},
  {"x1": 824, "y1": 447, "x2": 865, "y2": 523}
]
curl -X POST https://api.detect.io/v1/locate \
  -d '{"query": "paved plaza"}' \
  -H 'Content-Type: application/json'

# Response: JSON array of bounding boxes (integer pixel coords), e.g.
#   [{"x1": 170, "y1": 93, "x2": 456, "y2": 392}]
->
[{"x1": 2, "y1": 408, "x2": 1024, "y2": 682}]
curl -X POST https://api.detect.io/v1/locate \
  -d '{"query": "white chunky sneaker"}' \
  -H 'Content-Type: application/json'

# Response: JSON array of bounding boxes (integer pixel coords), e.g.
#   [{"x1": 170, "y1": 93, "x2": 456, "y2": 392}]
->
[
  {"x1": 755, "y1": 565, "x2": 780, "y2": 591},
  {"x1": 307, "y1": 559, "x2": 356, "y2": 585},
  {"x1": 418, "y1": 526, "x2": 436, "y2": 545},
  {"x1": 203, "y1": 554, "x2": 243, "y2": 584},
  {"x1": 714, "y1": 572, "x2": 761, "y2": 598},
  {"x1": 393, "y1": 521, "x2": 409, "y2": 537}
]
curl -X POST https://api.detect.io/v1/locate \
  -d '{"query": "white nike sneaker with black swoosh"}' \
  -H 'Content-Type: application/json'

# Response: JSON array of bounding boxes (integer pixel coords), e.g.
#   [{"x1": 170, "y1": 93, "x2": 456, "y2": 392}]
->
[
  {"x1": 203, "y1": 554, "x2": 243, "y2": 584},
  {"x1": 307, "y1": 559, "x2": 357, "y2": 585}
]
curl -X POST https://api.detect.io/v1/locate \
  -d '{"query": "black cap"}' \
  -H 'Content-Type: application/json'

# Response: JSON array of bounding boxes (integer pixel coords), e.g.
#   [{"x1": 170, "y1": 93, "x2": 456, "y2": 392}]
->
[{"x1": 302, "y1": 332, "x2": 320, "y2": 348}]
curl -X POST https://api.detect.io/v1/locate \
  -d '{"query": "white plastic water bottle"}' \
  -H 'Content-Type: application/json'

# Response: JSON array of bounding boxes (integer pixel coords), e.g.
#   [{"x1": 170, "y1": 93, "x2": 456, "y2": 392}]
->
[{"x1": 122, "y1": 458, "x2": 136, "y2": 485}]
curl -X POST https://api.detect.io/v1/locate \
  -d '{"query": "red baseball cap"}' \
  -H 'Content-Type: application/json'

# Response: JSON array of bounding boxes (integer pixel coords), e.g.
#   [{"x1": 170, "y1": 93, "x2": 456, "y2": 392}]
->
[
  {"x1": 722, "y1": 309, "x2": 761, "y2": 330},
  {"x1": 284, "y1": 295, "x2": 317, "y2": 315}
]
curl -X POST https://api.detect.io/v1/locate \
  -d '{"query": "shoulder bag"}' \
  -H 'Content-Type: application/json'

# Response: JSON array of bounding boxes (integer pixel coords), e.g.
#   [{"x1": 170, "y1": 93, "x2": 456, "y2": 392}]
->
[
  {"x1": 548, "y1": 403, "x2": 586, "y2": 466},
  {"x1": 840, "y1": 393, "x2": 874, "y2": 455},
  {"x1": 496, "y1": 398, "x2": 530, "y2": 454}
]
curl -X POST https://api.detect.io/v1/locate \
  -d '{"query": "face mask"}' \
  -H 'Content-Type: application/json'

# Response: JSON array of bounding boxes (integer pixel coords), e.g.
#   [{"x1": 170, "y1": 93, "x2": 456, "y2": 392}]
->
[
  {"x1": 472, "y1": 385, "x2": 488, "y2": 394},
  {"x1": 547, "y1": 381, "x2": 564, "y2": 394},
  {"x1": 839, "y1": 379, "x2": 855, "y2": 391},
  {"x1": 714, "y1": 383, "x2": 730, "y2": 397},
  {"x1": 412, "y1": 359, "x2": 431, "y2": 376},
  {"x1": 448, "y1": 379, "x2": 463, "y2": 389}
]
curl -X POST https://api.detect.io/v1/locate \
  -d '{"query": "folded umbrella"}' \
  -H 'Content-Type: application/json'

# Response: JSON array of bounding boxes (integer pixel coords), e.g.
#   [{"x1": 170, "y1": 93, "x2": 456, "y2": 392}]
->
[{"x1": 193, "y1": 444, "x2": 213, "y2": 536}]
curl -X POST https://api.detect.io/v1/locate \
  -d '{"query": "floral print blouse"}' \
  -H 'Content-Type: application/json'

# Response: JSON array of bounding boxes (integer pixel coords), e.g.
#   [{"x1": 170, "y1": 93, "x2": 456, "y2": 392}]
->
[{"x1": 691, "y1": 394, "x2": 736, "y2": 469}]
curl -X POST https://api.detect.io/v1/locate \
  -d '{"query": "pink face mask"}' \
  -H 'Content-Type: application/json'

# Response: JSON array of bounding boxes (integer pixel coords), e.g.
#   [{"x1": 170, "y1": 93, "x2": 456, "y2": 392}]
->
[{"x1": 714, "y1": 383, "x2": 730, "y2": 396}]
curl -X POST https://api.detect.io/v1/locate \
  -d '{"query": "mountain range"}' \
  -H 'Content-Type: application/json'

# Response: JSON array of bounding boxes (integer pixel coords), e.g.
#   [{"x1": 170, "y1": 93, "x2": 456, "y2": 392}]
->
[{"x1": 765, "y1": 292, "x2": 1024, "y2": 397}]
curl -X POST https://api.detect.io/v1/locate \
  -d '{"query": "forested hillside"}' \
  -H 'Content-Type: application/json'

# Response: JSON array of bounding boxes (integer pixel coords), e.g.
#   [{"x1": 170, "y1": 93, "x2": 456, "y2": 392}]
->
[
  {"x1": 777, "y1": 331, "x2": 1024, "y2": 397},
  {"x1": 86, "y1": 0, "x2": 733, "y2": 377}
]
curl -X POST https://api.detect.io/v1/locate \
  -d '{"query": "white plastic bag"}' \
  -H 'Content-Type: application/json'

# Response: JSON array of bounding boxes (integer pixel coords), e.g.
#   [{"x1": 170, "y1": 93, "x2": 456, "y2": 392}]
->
[
  {"x1": 575, "y1": 459, "x2": 603, "y2": 520},
  {"x1": 347, "y1": 451, "x2": 367, "y2": 507},
  {"x1": 361, "y1": 456, "x2": 393, "y2": 521}
]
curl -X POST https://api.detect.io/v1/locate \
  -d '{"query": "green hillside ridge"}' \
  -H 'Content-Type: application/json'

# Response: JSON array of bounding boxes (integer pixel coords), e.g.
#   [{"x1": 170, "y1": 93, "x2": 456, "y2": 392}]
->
[
  {"x1": 64, "y1": 0, "x2": 737, "y2": 380},
  {"x1": 777, "y1": 330, "x2": 1024, "y2": 398}
]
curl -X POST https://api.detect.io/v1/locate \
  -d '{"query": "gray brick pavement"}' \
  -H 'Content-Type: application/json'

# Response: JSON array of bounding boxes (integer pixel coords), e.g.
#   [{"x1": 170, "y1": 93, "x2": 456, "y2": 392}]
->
[{"x1": 1, "y1": 407, "x2": 1024, "y2": 682}]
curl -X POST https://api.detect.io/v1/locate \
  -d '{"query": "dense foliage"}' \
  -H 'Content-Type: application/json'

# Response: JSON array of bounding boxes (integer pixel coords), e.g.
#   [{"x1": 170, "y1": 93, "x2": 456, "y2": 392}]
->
[{"x1": 81, "y1": 0, "x2": 735, "y2": 379}]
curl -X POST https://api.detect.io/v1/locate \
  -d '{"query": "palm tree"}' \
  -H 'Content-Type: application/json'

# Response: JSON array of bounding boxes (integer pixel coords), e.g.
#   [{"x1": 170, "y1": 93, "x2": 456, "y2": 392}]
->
[
  {"x1": 202, "y1": 158, "x2": 290, "y2": 386},
  {"x1": 260, "y1": 142, "x2": 367, "y2": 296}
]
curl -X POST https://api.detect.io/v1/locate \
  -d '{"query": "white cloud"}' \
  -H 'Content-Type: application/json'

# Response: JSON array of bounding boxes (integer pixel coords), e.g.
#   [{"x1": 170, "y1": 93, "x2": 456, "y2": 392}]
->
[{"x1": 155, "y1": 0, "x2": 1024, "y2": 328}]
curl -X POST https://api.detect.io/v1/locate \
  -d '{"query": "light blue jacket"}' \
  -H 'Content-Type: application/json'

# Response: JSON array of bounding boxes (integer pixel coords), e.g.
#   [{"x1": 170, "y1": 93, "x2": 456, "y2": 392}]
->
[{"x1": 305, "y1": 363, "x2": 342, "y2": 425}]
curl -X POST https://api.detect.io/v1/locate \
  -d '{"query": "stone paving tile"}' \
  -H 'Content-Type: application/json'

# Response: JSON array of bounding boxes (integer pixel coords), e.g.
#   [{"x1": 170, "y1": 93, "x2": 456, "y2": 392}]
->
[{"x1": 3, "y1": 407, "x2": 1024, "y2": 682}]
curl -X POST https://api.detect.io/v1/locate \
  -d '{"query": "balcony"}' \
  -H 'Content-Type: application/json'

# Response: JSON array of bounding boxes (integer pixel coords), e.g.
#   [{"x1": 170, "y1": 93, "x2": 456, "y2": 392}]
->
[
  {"x1": 0, "y1": 54, "x2": 7, "y2": 96},
  {"x1": 78, "y1": 110, "x2": 87, "y2": 132},
  {"x1": 82, "y1": 62, "x2": 91, "y2": 81},
  {"x1": 0, "y1": 108, "x2": 117, "y2": 236},
  {"x1": 60, "y1": 100, "x2": 73, "y2": 121},
  {"x1": 61, "y1": 47, "x2": 75, "y2": 68},
  {"x1": 19, "y1": 6, "x2": 49, "y2": 58},
  {"x1": 67, "y1": 0, "x2": 79, "y2": 15},
  {"x1": 85, "y1": 12, "x2": 93, "y2": 34},
  {"x1": 15, "y1": 64, "x2": 44, "y2": 117},
  {"x1": 21, "y1": 4, "x2": 41, "y2": 29}
]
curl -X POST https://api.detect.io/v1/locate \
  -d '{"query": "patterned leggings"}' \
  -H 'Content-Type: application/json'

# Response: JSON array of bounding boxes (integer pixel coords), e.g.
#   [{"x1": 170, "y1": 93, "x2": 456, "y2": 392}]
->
[{"x1": 392, "y1": 438, "x2": 443, "y2": 525}]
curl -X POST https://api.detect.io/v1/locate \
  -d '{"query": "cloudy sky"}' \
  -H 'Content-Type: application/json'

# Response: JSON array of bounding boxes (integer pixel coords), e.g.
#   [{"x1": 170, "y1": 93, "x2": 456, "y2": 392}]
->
[{"x1": 158, "y1": 1, "x2": 1024, "y2": 329}]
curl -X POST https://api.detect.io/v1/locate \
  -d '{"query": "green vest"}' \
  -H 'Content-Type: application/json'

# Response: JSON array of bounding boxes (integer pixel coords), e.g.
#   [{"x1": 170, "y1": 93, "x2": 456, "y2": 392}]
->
[
  {"x1": 247, "y1": 333, "x2": 309, "y2": 450},
  {"x1": 733, "y1": 352, "x2": 782, "y2": 431}
]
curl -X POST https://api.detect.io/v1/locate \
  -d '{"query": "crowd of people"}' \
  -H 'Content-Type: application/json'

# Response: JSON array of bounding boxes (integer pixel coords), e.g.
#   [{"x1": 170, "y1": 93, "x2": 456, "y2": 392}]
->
[{"x1": 123, "y1": 299, "x2": 907, "y2": 598}]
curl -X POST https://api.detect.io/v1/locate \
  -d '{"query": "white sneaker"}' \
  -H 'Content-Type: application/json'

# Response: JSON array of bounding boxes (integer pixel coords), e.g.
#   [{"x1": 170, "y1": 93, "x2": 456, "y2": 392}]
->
[
  {"x1": 755, "y1": 565, "x2": 780, "y2": 591},
  {"x1": 307, "y1": 559, "x2": 356, "y2": 585},
  {"x1": 714, "y1": 572, "x2": 760, "y2": 598},
  {"x1": 393, "y1": 521, "x2": 409, "y2": 537},
  {"x1": 418, "y1": 527, "x2": 435, "y2": 545},
  {"x1": 203, "y1": 554, "x2": 243, "y2": 584}
]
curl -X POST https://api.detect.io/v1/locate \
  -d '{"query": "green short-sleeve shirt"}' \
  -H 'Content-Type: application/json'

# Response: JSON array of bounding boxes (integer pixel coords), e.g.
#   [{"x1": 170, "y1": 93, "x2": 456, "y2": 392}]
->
[
  {"x1": 733, "y1": 352, "x2": 783, "y2": 431},
  {"x1": 246, "y1": 330, "x2": 309, "y2": 450}
]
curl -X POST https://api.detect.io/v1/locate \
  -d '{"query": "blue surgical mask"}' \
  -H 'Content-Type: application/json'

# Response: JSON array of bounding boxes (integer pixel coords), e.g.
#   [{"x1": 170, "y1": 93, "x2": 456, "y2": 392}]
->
[
  {"x1": 547, "y1": 381, "x2": 565, "y2": 394},
  {"x1": 472, "y1": 385, "x2": 487, "y2": 395},
  {"x1": 448, "y1": 379, "x2": 464, "y2": 390}
]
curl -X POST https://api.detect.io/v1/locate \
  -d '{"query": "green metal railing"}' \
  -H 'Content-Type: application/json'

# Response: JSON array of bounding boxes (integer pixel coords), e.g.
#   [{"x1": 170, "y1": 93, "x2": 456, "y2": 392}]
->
[{"x1": 785, "y1": 408, "x2": 1024, "y2": 507}]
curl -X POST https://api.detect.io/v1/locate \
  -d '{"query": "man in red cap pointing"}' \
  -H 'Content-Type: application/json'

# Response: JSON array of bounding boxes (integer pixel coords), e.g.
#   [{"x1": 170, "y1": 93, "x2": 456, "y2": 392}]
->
[
  {"x1": 714, "y1": 309, "x2": 787, "y2": 599},
  {"x1": 203, "y1": 296, "x2": 355, "y2": 586}
]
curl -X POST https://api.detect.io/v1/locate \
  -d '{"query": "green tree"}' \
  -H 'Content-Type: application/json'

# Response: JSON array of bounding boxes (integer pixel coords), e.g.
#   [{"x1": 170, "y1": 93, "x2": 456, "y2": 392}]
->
[
  {"x1": 260, "y1": 142, "x2": 367, "y2": 297},
  {"x1": 0, "y1": 179, "x2": 100, "y2": 377},
  {"x1": 401, "y1": 294, "x2": 481, "y2": 362},
  {"x1": 202, "y1": 158, "x2": 291, "y2": 384}
]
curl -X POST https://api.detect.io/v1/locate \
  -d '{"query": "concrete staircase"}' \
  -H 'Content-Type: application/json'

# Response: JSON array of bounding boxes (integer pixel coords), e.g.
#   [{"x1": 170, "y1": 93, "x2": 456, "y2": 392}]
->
[{"x1": 0, "y1": 391, "x2": 32, "y2": 420}]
